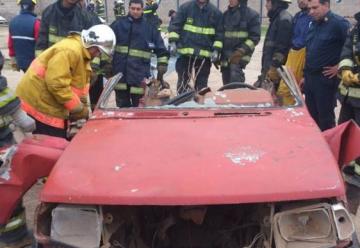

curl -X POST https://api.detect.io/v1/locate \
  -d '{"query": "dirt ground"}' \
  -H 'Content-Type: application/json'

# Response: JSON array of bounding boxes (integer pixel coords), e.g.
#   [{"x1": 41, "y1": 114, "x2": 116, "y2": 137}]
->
[{"x1": 0, "y1": 25, "x2": 359, "y2": 241}]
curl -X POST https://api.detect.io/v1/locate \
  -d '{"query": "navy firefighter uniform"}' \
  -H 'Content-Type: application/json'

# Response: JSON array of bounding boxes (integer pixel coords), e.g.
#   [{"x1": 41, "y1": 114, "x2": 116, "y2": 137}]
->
[{"x1": 111, "y1": 14, "x2": 169, "y2": 107}]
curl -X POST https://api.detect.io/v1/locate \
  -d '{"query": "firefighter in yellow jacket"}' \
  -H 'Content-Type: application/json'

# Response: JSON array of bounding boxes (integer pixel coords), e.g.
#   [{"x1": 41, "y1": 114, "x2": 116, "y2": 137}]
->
[{"x1": 16, "y1": 24, "x2": 116, "y2": 138}]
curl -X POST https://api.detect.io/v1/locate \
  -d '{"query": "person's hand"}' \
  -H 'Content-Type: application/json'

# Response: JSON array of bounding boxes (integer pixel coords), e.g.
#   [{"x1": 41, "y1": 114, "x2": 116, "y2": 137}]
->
[
  {"x1": 342, "y1": 70, "x2": 360, "y2": 86},
  {"x1": 299, "y1": 78, "x2": 305, "y2": 93},
  {"x1": 229, "y1": 48, "x2": 245, "y2": 65},
  {"x1": 157, "y1": 64, "x2": 168, "y2": 80},
  {"x1": 10, "y1": 57, "x2": 20, "y2": 71},
  {"x1": 211, "y1": 50, "x2": 220, "y2": 63},
  {"x1": 69, "y1": 106, "x2": 89, "y2": 121},
  {"x1": 168, "y1": 42, "x2": 177, "y2": 57},
  {"x1": 266, "y1": 66, "x2": 281, "y2": 82},
  {"x1": 323, "y1": 65, "x2": 338, "y2": 79}
]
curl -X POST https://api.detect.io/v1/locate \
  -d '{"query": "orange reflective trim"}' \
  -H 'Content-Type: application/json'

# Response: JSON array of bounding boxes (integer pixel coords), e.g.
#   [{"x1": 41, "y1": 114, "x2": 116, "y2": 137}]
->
[
  {"x1": 21, "y1": 101, "x2": 65, "y2": 129},
  {"x1": 29, "y1": 59, "x2": 46, "y2": 79},
  {"x1": 64, "y1": 95, "x2": 81, "y2": 111},
  {"x1": 71, "y1": 84, "x2": 90, "y2": 97}
]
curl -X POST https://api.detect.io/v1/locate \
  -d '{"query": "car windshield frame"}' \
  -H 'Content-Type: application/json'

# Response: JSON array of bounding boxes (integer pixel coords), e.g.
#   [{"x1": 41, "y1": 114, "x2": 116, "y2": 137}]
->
[{"x1": 96, "y1": 67, "x2": 304, "y2": 111}]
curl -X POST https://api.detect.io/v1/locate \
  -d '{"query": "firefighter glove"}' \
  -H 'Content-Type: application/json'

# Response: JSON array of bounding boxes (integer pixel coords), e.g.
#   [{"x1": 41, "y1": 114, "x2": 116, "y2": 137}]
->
[
  {"x1": 211, "y1": 50, "x2": 220, "y2": 64},
  {"x1": 168, "y1": 42, "x2": 177, "y2": 57},
  {"x1": 229, "y1": 48, "x2": 245, "y2": 65},
  {"x1": 69, "y1": 106, "x2": 89, "y2": 122},
  {"x1": 11, "y1": 108, "x2": 36, "y2": 132},
  {"x1": 10, "y1": 57, "x2": 20, "y2": 71},
  {"x1": 157, "y1": 64, "x2": 168, "y2": 80},
  {"x1": 342, "y1": 70, "x2": 360, "y2": 86},
  {"x1": 266, "y1": 66, "x2": 281, "y2": 82}
]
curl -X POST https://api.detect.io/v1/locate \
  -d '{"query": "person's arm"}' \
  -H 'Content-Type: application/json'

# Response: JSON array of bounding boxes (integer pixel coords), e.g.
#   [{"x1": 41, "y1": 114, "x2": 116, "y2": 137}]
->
[
  {"x1": 271, "y1": 13, "x2": 293, "y2": 68},
  {"x1": 168, "y1": 4, "x2": 186, "y2": 43},
  {"x1": 323, "y1": 18, "x2": 351, "y2": 79},
  {"x1": 7, "y1": 33, "x2": 19, "y2": 71},
  {"x1": 154, "y1": 28, "x2": 169, "y2": 65},
  {"x1": 34, "y1": 19, "x2": 41, "y2": 41},
  {"x1": 212, "y1": 10, "x2": 223, "y2": 51},
  {"x1": 238, "y1": 10, "x2": 261, "y2": 66},
  {"x1": 35, "y1": 9, "x2": 50, "y2": 56},
  {"x1": 8, "y1": 35, "x2": 15, "y2": 57}
]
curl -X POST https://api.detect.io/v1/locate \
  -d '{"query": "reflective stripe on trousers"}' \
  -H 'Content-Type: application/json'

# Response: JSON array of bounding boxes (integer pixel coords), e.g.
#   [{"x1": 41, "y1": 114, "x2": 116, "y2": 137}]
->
[{"x1": 114, "y1": 83, "x2": 145, "y2": 95}]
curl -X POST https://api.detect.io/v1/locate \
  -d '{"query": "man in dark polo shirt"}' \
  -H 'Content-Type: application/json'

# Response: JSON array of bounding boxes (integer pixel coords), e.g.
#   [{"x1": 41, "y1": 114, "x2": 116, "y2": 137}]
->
[{"x1": 303, "y1": 0, "x2": 349, "y2": 131}]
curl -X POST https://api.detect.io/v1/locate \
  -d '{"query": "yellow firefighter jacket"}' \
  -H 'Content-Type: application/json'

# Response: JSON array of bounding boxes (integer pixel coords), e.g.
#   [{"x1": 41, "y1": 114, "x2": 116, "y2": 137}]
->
[{"x1": 16, "y1": 34, "x2": 92, "y2": 129}]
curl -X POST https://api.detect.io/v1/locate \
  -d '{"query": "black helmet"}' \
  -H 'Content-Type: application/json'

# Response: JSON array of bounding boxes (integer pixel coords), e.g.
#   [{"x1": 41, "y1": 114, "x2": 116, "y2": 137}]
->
[
  {"x1": 18, "y1": 0, "x2": 36, "y2": 11},
  {"x1": 168, "y1": 9, "x2": 176, "y2": 17}
]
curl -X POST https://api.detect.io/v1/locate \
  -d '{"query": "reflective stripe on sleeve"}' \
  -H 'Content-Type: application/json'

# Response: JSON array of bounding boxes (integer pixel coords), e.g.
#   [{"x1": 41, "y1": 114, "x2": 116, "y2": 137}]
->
[
  {"x1": 169, "y1": 32, "x2": 180, "y2": 40},
  {"x1": 130, "y1": 86, "x2": 145, "y2": 95},
  {"x1": 244, "y1": 39, "x2": 255, "y2": 51},
  {"x1": 21, "y1": 101, "x2": 65, "y2": 129},
  {"x1": 339, "y1": 58, "x2": 354, "y2": 69},
  {"x1": 213, "y1": 41, "x2": 223, "y2": 49},
  {"x1": 157, "y1": 56, "x2": 168, "y2": 64},
  {"x1": 64, "y1": 95, "x2": 82, "y2": 112}
]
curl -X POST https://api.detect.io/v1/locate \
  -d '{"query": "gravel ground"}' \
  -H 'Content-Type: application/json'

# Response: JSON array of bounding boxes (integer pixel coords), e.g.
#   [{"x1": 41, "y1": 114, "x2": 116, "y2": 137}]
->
[{"x1": 0, "y1": 25, "x2": 359, "y2": 243}]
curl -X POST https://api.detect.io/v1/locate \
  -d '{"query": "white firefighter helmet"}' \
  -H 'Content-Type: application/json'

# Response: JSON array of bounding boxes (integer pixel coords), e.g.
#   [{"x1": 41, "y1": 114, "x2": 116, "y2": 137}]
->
[
  {"x1": 114, "y1": 0, "x2": 125, "y2": 4},
  {"x1": 81, "y1": 24, "x2": 116, "y2": 56}
]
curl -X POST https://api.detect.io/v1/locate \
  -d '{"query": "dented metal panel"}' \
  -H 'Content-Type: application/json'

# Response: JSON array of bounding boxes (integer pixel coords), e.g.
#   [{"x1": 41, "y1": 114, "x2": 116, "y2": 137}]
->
[
  {"x1": 41, "y1": 106, "x2": 345, "y2": 205},
  {"x1": 0, "y1": 135, "x2": 68, "y2": 225}
]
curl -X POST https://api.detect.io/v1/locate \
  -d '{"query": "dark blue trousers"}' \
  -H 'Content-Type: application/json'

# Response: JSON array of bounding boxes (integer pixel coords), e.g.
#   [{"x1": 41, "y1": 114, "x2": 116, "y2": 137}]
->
[{"x1": 304, "y1": 72, "x2": 339, "y2": 131}]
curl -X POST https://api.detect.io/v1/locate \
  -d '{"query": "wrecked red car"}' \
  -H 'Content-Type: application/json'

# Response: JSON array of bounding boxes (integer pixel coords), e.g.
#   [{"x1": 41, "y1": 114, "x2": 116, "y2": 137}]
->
[{"x1": 1, "y1": 70, "x2": 359, "y2": 248}]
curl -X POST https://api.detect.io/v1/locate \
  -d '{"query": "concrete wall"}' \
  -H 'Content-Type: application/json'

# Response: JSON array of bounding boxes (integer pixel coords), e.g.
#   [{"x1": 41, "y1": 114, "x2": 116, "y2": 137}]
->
[{"x1": 0, "y1": 0, "x2": 358, "y2": 24}]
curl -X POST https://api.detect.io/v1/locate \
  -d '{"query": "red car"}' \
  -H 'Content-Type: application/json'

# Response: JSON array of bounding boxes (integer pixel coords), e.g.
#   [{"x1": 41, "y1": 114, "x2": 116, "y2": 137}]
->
[{"x1": 0, "y1": 71, "x2": 359, "y2": 248}]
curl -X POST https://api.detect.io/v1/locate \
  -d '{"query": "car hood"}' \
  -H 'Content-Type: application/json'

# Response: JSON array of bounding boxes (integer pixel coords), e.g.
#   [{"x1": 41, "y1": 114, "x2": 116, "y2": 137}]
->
[{"x1": 41, "y1": 108, "x2": 345, "y2": 205}]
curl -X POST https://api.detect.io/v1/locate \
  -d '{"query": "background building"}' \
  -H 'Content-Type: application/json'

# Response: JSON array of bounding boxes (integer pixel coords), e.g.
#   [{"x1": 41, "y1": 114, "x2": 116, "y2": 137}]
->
[{"x1": 0, "y1": 0, "x2": 357, "y2": 24}]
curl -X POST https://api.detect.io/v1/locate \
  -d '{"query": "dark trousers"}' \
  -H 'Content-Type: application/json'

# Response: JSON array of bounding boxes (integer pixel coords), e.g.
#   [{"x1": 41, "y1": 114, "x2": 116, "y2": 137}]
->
[
  {"x1": 32, "y1": 117, "x2": 67, "y2": 139},
  {"x1": 89, "y1": 75, "x2": 104, "y2": 110},
  {"x1": 304, "y1": 72, "x2": 338, "y2": 131},
  {"x1": 175, "y1": 56, "x2": 211, "y2": 94},
  {"x1": 115, "y1": 89, "x2": 143, "y2": 108},
  {"x1": 338, "y1": 100, "x2": 360, "y2": 126},
  {"x1": 221, "y1": 64, "x2": 245, "y2": 85}
]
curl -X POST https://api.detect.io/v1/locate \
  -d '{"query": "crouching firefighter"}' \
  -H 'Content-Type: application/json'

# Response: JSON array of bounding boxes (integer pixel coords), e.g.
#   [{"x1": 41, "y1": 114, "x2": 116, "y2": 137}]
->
[
  {"x1": 16, "y1": 25, "x2": 116, "y2": 139},
  {"x1": 0, "y1": 51, "x2": 36, "y2": 248},
  {"x1": 338, "y1": 12, "x2": 360, "y2": 126},
  {"x1": 111, "y1": 0, "x2": 169, "y2": 108},
  {"x1": 221, "y1": 0, "x2": 260, "y2": 85}
]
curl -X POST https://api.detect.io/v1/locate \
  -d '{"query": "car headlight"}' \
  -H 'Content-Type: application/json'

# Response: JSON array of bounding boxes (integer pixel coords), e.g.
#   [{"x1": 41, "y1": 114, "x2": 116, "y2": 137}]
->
[
  {"x1": 274, "y1": 203, "x2": 355, "y2": 248},
  {"x1": 50, "y1": 205, "x2": 103, "y2": 248}
]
